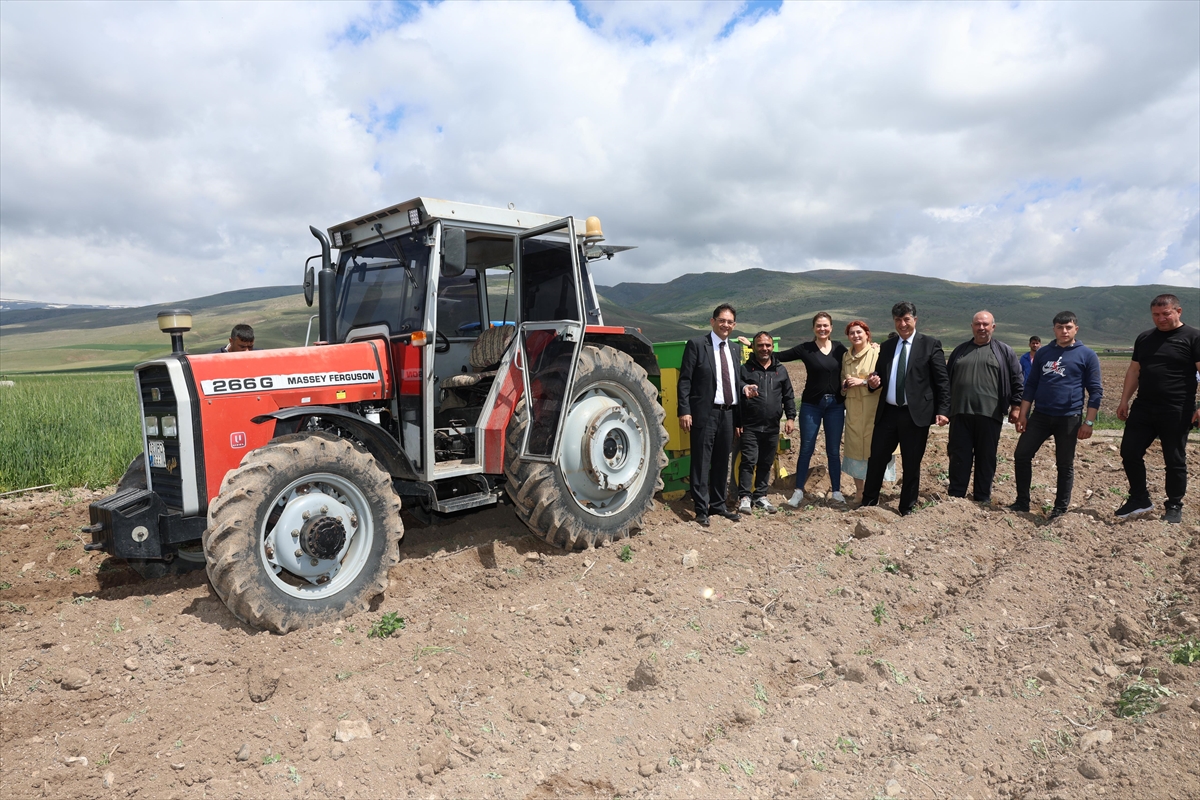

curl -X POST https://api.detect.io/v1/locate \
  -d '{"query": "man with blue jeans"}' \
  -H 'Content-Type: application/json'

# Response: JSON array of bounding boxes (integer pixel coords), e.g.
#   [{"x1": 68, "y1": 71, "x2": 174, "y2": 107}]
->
[{"x1": 1011, "y1": 311, "x2": 1102, "y2": 519}]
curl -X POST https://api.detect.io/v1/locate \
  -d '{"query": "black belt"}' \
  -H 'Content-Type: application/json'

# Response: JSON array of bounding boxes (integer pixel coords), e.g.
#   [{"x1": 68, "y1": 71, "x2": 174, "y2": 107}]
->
[{"x1": 714, "y1": 404, "x2": 735, "y2": 411}]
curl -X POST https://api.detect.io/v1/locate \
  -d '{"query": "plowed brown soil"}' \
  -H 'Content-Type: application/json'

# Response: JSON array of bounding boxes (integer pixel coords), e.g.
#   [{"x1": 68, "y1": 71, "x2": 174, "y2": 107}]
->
[{"x1": 2, "y1": 358, "x2": 1199, "y2": 800}]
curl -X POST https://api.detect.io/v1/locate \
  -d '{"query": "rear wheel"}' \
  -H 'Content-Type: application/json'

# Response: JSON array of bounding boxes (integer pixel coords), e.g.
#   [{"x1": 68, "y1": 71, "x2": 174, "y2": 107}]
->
[
  {"x1": 204, "y1": 432, "x2": 403, "y2": 633},
  {"x1": 504, "y1": 345, "x2": 667, "y2": 550}
]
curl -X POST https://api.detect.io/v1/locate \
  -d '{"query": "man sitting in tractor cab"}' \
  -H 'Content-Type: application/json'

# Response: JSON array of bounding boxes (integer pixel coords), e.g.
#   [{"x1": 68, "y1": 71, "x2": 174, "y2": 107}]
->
[{"x1": 213, "y1": 323, "x2": 254, "y2": 353}]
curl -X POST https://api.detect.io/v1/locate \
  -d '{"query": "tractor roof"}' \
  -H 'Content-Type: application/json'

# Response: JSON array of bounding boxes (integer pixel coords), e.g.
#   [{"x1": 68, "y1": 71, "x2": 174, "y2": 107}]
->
[{"x1": 328, "y1": 198, "x2": 567, "y2": 246}]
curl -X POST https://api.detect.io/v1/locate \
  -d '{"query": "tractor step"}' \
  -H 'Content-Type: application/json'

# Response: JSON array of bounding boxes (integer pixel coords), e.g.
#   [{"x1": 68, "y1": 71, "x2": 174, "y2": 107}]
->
[{"x1": 433, "y1": 491, "x2": 499, "y2": 514}]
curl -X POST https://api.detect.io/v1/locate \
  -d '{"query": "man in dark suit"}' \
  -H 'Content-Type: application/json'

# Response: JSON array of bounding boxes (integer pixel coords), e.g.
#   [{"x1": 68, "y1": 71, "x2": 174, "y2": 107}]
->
[
  {"x1": 678, "y1": 303, "x2": 743, "y2": 527},
  {"x1": 861, "y1": 301, "x2": 951, "y2": 515}
]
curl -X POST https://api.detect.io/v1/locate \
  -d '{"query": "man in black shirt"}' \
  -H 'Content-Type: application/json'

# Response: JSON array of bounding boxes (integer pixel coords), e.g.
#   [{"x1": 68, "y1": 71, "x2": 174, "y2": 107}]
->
[
  {"x1": 737, "y1": 332, "x2": 796, "y2": 514},
  {"x1": 946, "y1": 311, "x2": 1023, "y2": 503},
  {"x1": 1115, "y1": 294, "x2": 1200, "y2": 524}
]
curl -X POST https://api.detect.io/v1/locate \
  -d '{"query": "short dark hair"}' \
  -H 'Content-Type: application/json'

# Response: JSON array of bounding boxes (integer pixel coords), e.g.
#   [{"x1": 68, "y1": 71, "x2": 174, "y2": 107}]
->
[
  {"x1": 1052, "y1": 311, "x2": 1077, "y2": 327},
  {"x1": 712, "y1": 303, "x2": 736, "y2": 321},
  {"x1": 1029, "y1": 335, "x2": 1041, "y2": 345},
  {"x1": 1151, "y1": 294, "x2": 1181, "y2": 309},
  {"x1": 231, "y1": 324, "x2": 255, "y2": 342},
  {"x1": 812, "y1": 312, "x2": 832, "y2": 327},
  {"x1": 752, "y1": 331, "x2": 773, "y2": 344},
  {"x1": 891, "y1": 301, "x2": 917, "y2": 319}
]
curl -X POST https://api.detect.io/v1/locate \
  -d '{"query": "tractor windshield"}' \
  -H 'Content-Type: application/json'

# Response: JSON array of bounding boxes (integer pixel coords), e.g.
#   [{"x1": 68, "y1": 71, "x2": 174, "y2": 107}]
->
[{"x1": 334, "y1": 232, "x2": 431, "y2": 342}]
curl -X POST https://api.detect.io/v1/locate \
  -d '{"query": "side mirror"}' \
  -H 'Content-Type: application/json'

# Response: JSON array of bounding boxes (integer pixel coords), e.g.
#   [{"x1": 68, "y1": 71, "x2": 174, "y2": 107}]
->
[
  {"x1": 441, "y1": 227, "x2": 467, "y2": 278},
  {"x1": 303, "y1": 263, "x2": 315, "y2": 307}
]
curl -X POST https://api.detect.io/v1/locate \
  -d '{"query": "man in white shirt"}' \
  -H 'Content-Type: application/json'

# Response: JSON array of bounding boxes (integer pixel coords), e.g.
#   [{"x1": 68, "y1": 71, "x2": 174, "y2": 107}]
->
[{"x1": 678, "y1": 304, "x2": 744, "y2": 527}]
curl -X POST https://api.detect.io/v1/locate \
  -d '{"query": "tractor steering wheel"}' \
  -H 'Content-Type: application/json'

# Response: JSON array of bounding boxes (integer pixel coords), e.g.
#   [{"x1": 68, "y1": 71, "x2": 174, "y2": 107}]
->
[{"x1": 435, "y1": 330, "x2": 451, "y2": 353}]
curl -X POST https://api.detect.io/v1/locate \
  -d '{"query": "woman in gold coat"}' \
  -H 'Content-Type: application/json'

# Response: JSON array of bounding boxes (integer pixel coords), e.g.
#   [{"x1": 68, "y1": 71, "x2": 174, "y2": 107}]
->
[{"x1": 840, "y1": 320, "x2": 896, "y2": 497}]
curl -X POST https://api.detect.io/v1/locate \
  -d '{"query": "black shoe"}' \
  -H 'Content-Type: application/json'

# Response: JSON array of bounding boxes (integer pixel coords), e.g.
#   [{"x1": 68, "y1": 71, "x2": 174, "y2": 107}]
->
[
  {"x1": 974, "y1": 496, "x2": 992, "y2": 505},
  {"x1": 695, "y1": 514, "x2": 710, "y2": 528},
  {"x1": 1114, "y1": 498, "x2": 1154, "y2": 519},
  {"x1": 1047, "y1": 506, "x2": 1068, "y2": 521},
  {"x1": 1165, "y1": 505, "x2": 1183, "y2": 524},
  {"x1": 715, "y1": 509, "x2": 741, "y2": 522},
  {"x1": 1007, "y1": 501, "x2": 1029, "y2": 513}
]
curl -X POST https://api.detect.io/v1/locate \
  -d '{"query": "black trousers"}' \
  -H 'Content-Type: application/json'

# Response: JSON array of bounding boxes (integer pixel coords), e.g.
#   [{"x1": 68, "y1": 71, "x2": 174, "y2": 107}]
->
[
  {"x1": 1014, "y1": 411, "x2": 1081, "y2": 511},
  {"x1": 948, "y1": 414, "x2": 1003, "y2": 501},
  {"x1": 861, "y1": 403, "x2": 930, "y2": 514},
  {"x1": 1121, "y1": 401, "x2": 1193, "y2": 508},
  {"x1": 737, "y1": 427, "x2": 779, "y2": 501},
  {"x1": 690, "y1": 406, "x2": 734, "y2": 515}
]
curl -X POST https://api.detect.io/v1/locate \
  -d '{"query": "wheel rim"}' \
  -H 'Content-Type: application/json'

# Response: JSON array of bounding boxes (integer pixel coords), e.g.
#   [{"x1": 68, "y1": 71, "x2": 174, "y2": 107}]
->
[
  {"x1": 259, "y1": 472, "x2": 374, "y2": 600},
  {"x1": 558, "y1": 380, "x2": 650, "y2": 516}
]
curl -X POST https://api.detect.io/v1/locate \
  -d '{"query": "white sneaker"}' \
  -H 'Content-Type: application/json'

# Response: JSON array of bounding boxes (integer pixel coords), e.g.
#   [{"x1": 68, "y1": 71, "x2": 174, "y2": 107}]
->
[
  {"x1": 786, "y1": 489, "x2": 805, "y2": 508},
  {"x1": 831, "y1": 491, "x2": 846, "y2": 504},
  {"x1": 738, "y1": 496, "x2": 752, "y2": 513}
]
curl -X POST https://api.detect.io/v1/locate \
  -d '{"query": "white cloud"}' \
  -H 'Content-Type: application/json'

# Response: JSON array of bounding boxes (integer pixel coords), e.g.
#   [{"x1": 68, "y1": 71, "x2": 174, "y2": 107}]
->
[{"x1": 0, "y1": 0, "x2": 1196, "y2": 306}]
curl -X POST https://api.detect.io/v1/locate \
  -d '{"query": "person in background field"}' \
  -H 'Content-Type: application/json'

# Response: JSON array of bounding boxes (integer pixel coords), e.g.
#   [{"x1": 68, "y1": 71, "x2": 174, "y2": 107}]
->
[
  {"x1": 678, "y1": 304, "x2": 744, "y2": 528},
  {"x1": 1020, "y1": 336, "x2": 1041, "y2": 382},
  {"x1": 736, "y1": 332, "x2": 796, "y2": 514},
  {"x1": 840, "y1": 320, "x2": 896, "y2": 498},
  {"x1": 860, "y1": 302, "x2": 951, "y2": 516},
  {"x1": 946, "y1": 311, "x2": 1024, "y2": 504},
  {"x1": 214, "y1": 324, "x2": 254, "y2": 353},
  {"x1": 1115, "y1": 294, "x2": 1200, "y2": 524},
  {"x1": 779, "y1": 312, "x2": 848, "y2": 507},
  {"x1": 1010, "y1": 311, "x2": 1102, "y2": 520}
]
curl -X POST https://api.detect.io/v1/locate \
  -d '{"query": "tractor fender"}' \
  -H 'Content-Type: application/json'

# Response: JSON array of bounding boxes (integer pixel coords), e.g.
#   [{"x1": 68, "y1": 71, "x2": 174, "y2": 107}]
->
[
  {"x1": 582, "y1": 328, "x2": 660, "y2": 378},
  {"x1": 251, "y1": 407, "x2": 418, "y2": 481}
]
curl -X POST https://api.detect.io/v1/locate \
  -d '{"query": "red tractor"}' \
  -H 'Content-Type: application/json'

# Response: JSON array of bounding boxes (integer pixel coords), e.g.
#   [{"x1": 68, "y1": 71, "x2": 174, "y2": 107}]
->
[{"x1": 87, "y1": 199, "x2": 667, "y2": 633}]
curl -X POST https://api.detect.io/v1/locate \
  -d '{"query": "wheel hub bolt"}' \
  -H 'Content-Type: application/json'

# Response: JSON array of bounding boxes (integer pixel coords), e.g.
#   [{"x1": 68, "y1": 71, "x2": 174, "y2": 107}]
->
[
  {"x1": 264, "y1": 545, "x2": 274, "y2": 558},
  {"x1": 320, "y1": 505, "x2": 328, "y2": 514},
  {"x1": 310, "y1": 558, "x2": 319, "y2": 566},
  {"x1": 349, "y1": 514, "x2": 358, "y2": 527},
  {"x1": 294, "y1": 549, "x2": 303, "y2": 558},
  {"x1": 302, "y1": 511, "x2": 311, "y2": 520},
  {"x1": 291, "y1": 529, "x2": 299, "y2": 539}
]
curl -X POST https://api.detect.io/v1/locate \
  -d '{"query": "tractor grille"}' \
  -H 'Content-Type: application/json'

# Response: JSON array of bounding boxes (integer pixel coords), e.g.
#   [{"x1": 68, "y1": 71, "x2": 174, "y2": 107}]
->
[{"x1": 138, "y1": 365, "x2": 184, "y2": 511}]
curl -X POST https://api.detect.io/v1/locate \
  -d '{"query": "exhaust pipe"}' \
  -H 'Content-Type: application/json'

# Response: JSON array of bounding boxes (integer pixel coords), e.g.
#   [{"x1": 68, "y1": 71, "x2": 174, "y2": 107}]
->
[{"x1": 309, "y1": 226, "x2": 335, "y2": 344}]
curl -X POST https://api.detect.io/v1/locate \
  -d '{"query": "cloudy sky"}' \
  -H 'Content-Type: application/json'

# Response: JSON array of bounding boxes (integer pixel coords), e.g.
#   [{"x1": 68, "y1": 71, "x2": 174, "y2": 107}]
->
[{"x1": 1, "y1": 0, "x2": 1197, "y2": 306}]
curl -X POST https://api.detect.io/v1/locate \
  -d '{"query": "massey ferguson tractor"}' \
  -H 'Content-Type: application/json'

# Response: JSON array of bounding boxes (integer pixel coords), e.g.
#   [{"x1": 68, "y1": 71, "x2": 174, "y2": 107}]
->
[{"x1": 86, "y1": 198, "x2": 668, "y2": 633}]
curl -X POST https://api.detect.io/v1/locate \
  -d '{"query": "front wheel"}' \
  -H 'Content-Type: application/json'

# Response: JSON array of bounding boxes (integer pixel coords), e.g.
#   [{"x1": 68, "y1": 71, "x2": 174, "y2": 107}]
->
[
  {"x1": 204, "y1": 432, "x2": 403, "y2": 633},
  {"x1": 505, "y1": 345, "x2": 667, "y2": 550}
]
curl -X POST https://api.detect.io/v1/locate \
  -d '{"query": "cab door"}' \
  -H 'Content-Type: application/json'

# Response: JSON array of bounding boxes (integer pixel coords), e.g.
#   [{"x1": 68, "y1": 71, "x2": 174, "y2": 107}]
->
[{"x1": 515, "y1": 217, "x2": 585, "y2": 463}]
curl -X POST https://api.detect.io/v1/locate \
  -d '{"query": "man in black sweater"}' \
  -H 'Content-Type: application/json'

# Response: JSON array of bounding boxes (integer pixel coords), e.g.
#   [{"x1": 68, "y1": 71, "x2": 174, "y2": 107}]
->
[
  {"x1": 737, "y1": 332, "x2": 797, "y2": 514},
  {"x1": 946, "y1": 311, "x2": 1024, "y2": 503}
]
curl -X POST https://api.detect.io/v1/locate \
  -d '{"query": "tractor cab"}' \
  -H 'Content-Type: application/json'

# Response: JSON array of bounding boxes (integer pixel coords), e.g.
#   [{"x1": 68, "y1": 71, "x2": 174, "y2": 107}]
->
[{"x1": 316, "y1": 201, "x2": 618, "y2": 511}]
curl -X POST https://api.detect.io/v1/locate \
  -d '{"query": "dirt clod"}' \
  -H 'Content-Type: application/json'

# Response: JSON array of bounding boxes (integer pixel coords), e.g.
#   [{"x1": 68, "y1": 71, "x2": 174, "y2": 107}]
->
[
  {"x1": 246, "y1": 664, "x2": 280, "y2": 703},
  {"x1": 59, "y1": 668, "x2": 89, "y2": 690},
  {"x1": 1079, "y1": 756, "x2": 1109, "y2": 780}
]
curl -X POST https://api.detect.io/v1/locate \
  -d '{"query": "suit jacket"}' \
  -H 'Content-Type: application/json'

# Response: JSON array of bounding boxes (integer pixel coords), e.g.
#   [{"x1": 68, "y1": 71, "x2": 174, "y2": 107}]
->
[
  {"x1": 869, "y1": 332, "x2": 950, "y2": 428},
  {"x1": 677, "y1": 334, "x2": 744, "y2": 426}
]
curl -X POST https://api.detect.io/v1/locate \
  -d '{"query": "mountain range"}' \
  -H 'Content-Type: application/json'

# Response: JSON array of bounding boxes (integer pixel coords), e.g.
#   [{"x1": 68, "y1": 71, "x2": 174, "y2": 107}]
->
[{"x1": 1, "y1": 270, "x2": 1194, "y2": 373}]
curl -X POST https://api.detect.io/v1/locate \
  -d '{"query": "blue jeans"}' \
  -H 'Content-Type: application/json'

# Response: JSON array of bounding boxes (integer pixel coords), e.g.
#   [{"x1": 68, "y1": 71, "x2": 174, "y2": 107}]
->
[{"x1": 796, "y1": 394, "x2": 844, "y2": 492}]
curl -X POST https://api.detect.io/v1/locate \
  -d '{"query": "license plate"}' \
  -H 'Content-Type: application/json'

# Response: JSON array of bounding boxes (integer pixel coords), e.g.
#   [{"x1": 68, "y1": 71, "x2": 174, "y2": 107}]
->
[{"x1": 148, "y1": 439, "x2": 167, "y2": 469}]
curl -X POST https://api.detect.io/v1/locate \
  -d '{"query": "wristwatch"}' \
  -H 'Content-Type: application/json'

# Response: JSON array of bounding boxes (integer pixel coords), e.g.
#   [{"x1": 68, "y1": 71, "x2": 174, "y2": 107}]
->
[{"x1": 1083, "y1": 419, "x2": 1095, "y2": 427}]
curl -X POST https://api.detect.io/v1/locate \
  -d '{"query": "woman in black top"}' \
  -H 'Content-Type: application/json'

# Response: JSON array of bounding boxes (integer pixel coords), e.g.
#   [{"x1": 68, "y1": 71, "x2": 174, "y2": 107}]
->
[{"x1": 778, "y1": 312, "x2": 848, "y2": 506}]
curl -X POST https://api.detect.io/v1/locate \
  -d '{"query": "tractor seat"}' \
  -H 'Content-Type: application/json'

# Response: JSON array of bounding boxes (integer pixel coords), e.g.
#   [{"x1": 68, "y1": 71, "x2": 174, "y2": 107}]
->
[{"x1": 440, "y1": 324, "x2": 515, "y2": 390}]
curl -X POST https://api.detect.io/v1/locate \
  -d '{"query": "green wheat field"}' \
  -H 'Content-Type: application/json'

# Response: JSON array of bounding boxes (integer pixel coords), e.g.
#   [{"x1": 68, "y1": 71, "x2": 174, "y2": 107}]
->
[{"x1": 0, "y1": 373, "x2": 142, "y2": 492}]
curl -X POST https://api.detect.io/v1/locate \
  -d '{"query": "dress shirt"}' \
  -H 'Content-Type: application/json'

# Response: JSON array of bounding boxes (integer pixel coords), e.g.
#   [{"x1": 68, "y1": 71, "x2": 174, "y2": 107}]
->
[
  {"x1": 710, "y1": 331, "x2": 737, "y2": 406},
  {"x1": 886, "y1": 333, "x2": 914, "y2": 407}
]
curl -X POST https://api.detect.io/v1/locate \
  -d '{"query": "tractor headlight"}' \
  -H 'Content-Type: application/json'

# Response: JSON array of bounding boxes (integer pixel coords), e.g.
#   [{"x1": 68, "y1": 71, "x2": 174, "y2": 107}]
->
[
  {"x1": 144, "y1": 416, "x2": 159, "y2": 437},
  {"x1": 161, "y1": 415, "x2": 178, "y2": 438}
]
